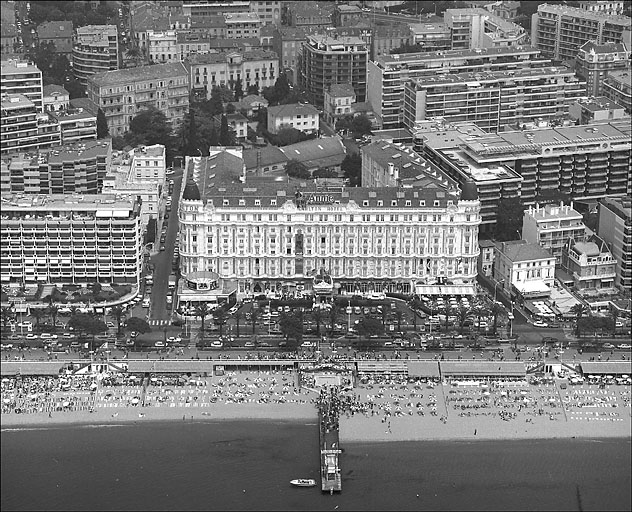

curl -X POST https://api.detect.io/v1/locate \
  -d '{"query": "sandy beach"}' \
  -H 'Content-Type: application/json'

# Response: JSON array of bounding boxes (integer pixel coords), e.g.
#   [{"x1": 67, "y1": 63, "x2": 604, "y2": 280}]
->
[{"x1": 2, "y1": 371, "x2": 631, "y2": 444}]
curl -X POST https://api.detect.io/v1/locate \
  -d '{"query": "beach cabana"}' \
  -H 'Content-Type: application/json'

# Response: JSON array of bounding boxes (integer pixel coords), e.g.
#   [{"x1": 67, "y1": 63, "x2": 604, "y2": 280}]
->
[
  {"x1": 439, "y1": 361, "x2": 526, "y2": 380},
  {"x1": 0, "y1": 361, "x2": 64, "y2": 376},
  {"x1": 406, "y1": 361, "x2": 440, "y2": 378},
  {"x1": 356, "y1": 360, "x2": 408, "y2": 377}
]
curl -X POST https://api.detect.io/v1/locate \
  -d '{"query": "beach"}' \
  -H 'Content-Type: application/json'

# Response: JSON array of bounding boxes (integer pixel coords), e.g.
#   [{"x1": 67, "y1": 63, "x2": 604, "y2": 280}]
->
[{"x1": 2, "y1": 371, "x2": 630, "y2": 444}]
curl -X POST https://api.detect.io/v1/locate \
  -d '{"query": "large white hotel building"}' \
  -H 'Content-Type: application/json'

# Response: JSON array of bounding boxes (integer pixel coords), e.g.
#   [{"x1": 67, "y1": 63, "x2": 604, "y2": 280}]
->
[{"x1": 177, "y1": 155, "x2": 482, "y2": 300}]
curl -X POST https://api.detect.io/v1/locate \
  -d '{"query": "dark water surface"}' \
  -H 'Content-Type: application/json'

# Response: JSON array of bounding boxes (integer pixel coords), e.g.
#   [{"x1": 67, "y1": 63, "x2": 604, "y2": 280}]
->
[{"x1": 2, "y1": 421, "x2": 630, "y2": 511}]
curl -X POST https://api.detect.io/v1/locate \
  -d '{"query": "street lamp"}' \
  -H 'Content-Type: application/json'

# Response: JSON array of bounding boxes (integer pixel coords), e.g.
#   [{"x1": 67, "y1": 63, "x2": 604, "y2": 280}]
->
[{"x1": 346, "y1": 299, "x2": 351, "y2": 332}]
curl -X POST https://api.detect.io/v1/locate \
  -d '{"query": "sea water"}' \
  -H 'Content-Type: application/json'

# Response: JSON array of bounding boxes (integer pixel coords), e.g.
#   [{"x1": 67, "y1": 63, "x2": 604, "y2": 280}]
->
[{"x1": 2, "y1": 421, "x2": 630, "y2": 511}]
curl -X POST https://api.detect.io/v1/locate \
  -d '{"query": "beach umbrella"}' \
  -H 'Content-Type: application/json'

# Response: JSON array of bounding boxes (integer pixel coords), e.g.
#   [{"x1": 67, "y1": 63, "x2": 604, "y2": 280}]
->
[
  {"x1": 131, "y1": 398, "x2": 140, "y2": 404},
  {"x1": 3, "y1": 398, "x2": 11, "y2": 404},
  {"x1": 62, "y1": 401, "x2": 70, "y2": 408},
  {"x1": 606, "y1": 375, "x2": 614, "y2": 379},
  {"x1": 622, "y1": 375, "x2": 629, "y2": 379},
  {"x1": 520, "y1": 391, "x2": 528, "y2": 395},
  {"x1": 483, "y1": 391, "x2": 491, "y2": 396},
  {"x1": 549, "y1": 398, "x2": 556, "y2": 402},
  {"x1": 500, "y1": 391, "x2": 507, "y2": 396}
]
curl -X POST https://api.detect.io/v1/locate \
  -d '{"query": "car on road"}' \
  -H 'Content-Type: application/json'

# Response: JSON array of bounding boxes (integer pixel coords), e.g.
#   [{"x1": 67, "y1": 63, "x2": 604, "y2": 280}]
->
[
  {"x1": 533, "y1": 320, "x2": 548, "y2": 328},
  {"x1": 40, "y1": 333, "x2": 58, "y2": 340},
  {"x1": 166, "y1": 168, "x2": 175, "y2": 176},
  {"x1": 154, "y1": 341, "x2": 165, "y2": 348},
  {"x1": 603, "y1": 343, "x2": 615, "y2": 349},
  {"x1": 258, "y1": 342, "x2": 272, "y2": 348},
  {"x1": 547, "y1": 322, "x2": 561, "y2": 328},
  {"x1": 353, "y1": 306, "x2": 361, "y2": 315},
  {"x1": 210, "y1": 340, "x2": 223, "y2": 348},
  {"x1": 301, "y1": 341, "x2": 315, "y2": 348},
  {"x1": 617, "y1": 344, "x2": 631, "y2": 350},
  {"x1": 244, "y1": 341, "x2": 255, "y2": 348},
  {"x1": 25, "y1": 333, "x2": 37, "y2": 339}
]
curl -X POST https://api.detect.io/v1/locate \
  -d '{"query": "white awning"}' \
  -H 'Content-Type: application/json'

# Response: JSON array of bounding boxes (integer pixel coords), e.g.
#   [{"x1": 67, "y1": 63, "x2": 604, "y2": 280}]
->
[
  {"x1": 415, "y1": 285, "x2": 476, "y2": 296},
  {"x1": 514, "y1": 281, "x2": 550, "y2": 294}
]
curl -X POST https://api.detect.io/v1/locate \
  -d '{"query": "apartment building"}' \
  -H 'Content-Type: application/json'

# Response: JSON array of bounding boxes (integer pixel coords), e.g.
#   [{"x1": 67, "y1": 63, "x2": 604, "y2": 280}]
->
[
  {"x1": 367, "y1": 46, "x2": 550, "y2": 129},
  {"x1": 188, "y1": 17, "x2": 227, "y2": 38},
  {"x1": 372, "y1": 24, "x2": 414, "y2": 60},
  {"x1": 225, "y1": 12, "x2": 262, "y2": 39},
  {"x1": 578, "y1": 1, "x2": 625, "y2": 16},
  {"x1": 52, "y1": 109, "x2": 98, "y2": 145},
  {"x1": 597, "y1": 196, "x2": 632, "y2": 289},
  {"x1": 36, "y1": 20, "x2": 73, "y2": 57},
  {"x1": 575, "y1": 41, "x2": 631, "y2": 96},
  {"x1": 272, "y1": 26, "x2": 306, "y2": 83},
  {"x1": 409, "y1": 22, "x2": 452, "y2": 52},
  {"x1": 402, "y1": 66, "x2": 585, "y2": 133},
  {"x1": 603, "y1": 69, "x2": 632, "y2": 114},
  {"x1": 287, "y1": 2, "x2": 333, "y2": 29},
  {"x1": 1, "y1": 94, "x2": 61, "y2": 156},
  {"x1": 568, "y1": 96, "x2": 629, "y2": 125},
  {"x1": 0, "y1": 139, "x2": 112, "y2": 195},
  {"x1": 147, "y1": 30, "x2": 178, "y2": 63},
  {"x1": 128, "y1": 144, "x2": 166, "y2": 183},
  {"x1": 1, "y1": 59, "x2": 43, "y2": 112},
  {"x1": 177, "y1": 32, "x2": 213, "y2": 60},
  {"x1": 42, "y1": 84, "x2": 69, "y2": 112},
  {"x1": 250, "y1": 1, "x2": 281, "y2": 26},
  {"x1": 419, "y1": 120, "x2": 631, "y2": 230},
  {"x1": 87, "y1": 62, "x2": 189, "y2": 137},
  {"x1": 323, "y1": 83, "x2": 355, "y2": 126},
  {"x1": 298, "y1": 34, "x2": 369, "y2": 108},
  {"x1": 73, "y1": 25, "x2": 120, "y2": 86},
  {"x1": 1, "y1": 21, "x2": 19, "y2": 56},
  {"x1": 522, "y1": 203, "x2": 586, "y2": 262},
  {"x1": 187, "y1": 50, "x2": 278, "y2": 100},
  {"x1": 181, "y1": 0, "x2": 250, "y2": 17},
  {"x1": 177, "y1": 154, "x2": 481, "y2": 299},
  {"x1": 0, "y1": 192, "x2": 143, "y2": 286},
  {"x1": 531, "y1": 4, "x2": 632, "y2": 62},
  {"x1": 267, "y1": 102, "x2": 319, "y2": 135},
  {"x1": 493, "y1": 240, "x2": 556, "y2": 300},
  {"x1": 561, "y1": 235, "x2": 617, "y2": 293},
  {"x1": 444, "y1": 8, "x2": 528, "y2": 50}
]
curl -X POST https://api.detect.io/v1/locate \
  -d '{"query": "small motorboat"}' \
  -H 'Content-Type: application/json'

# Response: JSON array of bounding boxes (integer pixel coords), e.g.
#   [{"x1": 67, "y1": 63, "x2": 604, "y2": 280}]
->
[{"x1": 290, "y1": 479, "x2": 317, "y2": 487}]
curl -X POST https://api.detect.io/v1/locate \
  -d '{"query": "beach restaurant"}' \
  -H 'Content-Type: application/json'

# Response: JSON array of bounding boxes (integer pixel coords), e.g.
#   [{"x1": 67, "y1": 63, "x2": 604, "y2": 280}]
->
[
  {"x1": 439, "y1": 361, "x2": 527, "y2": 380},
  {"x1": 579, "y1": 361, "x2": 632, "y2": 378}
]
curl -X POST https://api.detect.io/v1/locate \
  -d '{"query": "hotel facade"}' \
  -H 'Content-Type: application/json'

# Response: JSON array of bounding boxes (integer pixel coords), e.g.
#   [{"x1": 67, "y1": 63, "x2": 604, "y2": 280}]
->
[
  {"x1": 0, "y1": 193, "x2": 143, "y2": 286},
  {"x1": 177, "y1": 156, "x2": 482, "y2": 301}
]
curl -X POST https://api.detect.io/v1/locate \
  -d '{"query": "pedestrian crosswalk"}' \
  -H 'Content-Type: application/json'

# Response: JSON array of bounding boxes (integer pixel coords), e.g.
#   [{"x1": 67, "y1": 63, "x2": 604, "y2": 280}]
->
[{"x1": 148, "y1": 319, "x2": 171, "y2": 326}]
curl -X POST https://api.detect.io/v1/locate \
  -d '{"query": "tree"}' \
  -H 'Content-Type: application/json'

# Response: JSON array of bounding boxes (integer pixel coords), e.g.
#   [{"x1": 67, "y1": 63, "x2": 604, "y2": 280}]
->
[
  {"x1": 249, "y1": 308, "x2": 259, "y2": 335},
  {"x1": 247, "y1": 84, "x2": 259, "y2": 96},
  {"x1": 355, "y1": 317, "x2": 383, "y2": 350},
  {"x1": 390, "y1": 42, "x2": 426, "y2": 54},
  {"x1": 67, "y1": 313, "x2": 107, "y2": 352},
  {"x1": 443, "y1": 303, "x2": 452, "y2": 333},
  {"x1": 494, "y1": 197, "x2": 525, "y2": 242},
  {"x1": 213, "y1": 307, "x2": 228, "y2": 337},
  {"x1": 90, "y1": 281, "x2": 102, "y2": 296},
  {"x1": 128, "y1": 108, "x2": 173, "y2": 148},
  {"x1": 328, "y1": 305, "x2": 340, "y2": 336},
  {"x1": 219, "y1": 114, "x2": 232, "y2": 145},
  {"x1": 97, "y1": 108, "x2": 109, "y2": 138},
  {"x1": 125, "y1": 317, "x2": 151, "y2": 334},
  {"x1": 285, "y1": 159, "x2": 310, "y2": 179},
  {"x1": 109, "y1": 305, "x2": 125, "y2": 335},
  {"x1": 570, "y1": 303, "x2": 590, "y2": 336},
  {"x1": 609, "y1": 304, "x2": 620, "y2": 335},
  {"x1": 212, "y1": 85, "x2": 234, "y2": 103},
  {"x1": 275, "y1": 127, "x2": 305, "y2": 146},
  {"x1": 64, "y1": 78, "x2": 86, "y2": 100},
  {"x1": 472, "y1": 305, "x2": 489, "y2": 333},
  {"x1": 233, "y1": 310, "x2": 242, "y2": 338},
  {"x1": 351, "y1": 114, "x2": 373, "y2": 136},
  {"x1": 46, "y1": 305, "x2": 60, "y2": 327},
  {"x1": 31, "y1": 308, "x2": 44, "y2": 328},
  {"x1": 312, "y1": 167, "x2": 338, "y2": 179},
  {"x1": 194, "y1": 303, "x2": 211, "y2": 333},
  {"x1": 1, "y1": 306, "x2": 15, "y2": 330},
  {"x1": 180, "y1": 109, "x2": 198, "y2": 156},
  {"x1": 225, "y1": 103, "x2": 237, "y2": 114},
  {"x1": 394, "y1": 310, "x2": 405, "y2": 333},
  {"x1": 341, "y1": 153, "x2": 361, "y2": 186},
  {"x1": 455, "y1": 306, "x2": 469, "y2": 335},
  {"x1": 234, "y1": 80, "x2": 243, "y2": 101},
  {"x1": 311, "y1": 308, "x2": 324, "y2": 335},
  {"x1": 279, "y1": 311, "x2": 304, "y2": 345},
  {"x1": 489, "y1": 302, "x2": 504, "y2": 335}
]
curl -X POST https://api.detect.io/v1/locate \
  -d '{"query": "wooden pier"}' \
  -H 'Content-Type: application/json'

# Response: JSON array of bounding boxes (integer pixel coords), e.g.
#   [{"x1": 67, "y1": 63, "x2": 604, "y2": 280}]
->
[{"x1": 318, "y1": 392, "x2": 342, "y2": 494}]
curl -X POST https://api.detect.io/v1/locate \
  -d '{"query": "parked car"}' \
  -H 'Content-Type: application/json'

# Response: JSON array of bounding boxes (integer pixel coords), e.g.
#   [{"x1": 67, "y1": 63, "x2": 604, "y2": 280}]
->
[
  {"x1": 244, "y1": 341, "x2": 255, "y2": 348},
  {"x1": 616, "y1": 344, "x2": 631, "y2": 350},
  {"x1": 301, "y1": 341, "x2": 315, "y2": 348},
  {"x1": 533, "y1": 320, "x2": 548, "y2": 328}
]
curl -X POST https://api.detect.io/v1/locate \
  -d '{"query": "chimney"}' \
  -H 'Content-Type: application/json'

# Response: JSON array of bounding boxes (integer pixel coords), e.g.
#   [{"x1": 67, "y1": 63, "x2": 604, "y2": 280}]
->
[
  {"x1": 501, "y1": 242, "x2": 506, "y2": 254},
  {"x1": 388, "y1": 162, "x2": 394, "y2": 176},
  {"x1": 394, "y1": 167, "x2": 399, "y2": 181}
]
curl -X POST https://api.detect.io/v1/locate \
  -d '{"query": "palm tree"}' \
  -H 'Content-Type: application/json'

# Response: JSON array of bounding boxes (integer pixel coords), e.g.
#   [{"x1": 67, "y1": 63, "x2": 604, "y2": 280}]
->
[
  {"x1": 109, "y1": 305, "x2": 125, "y2": 335},
  {"x1": 250, "y1": 308, "x2": 259, "y2": 335},
  {"x1": 455, "y1": 306, "x2": 469, "y2": 335},
  {"x1": 570, "y1": 303, "x2": 589, "y2": 336},
  {"x1": 443, "y1": 303, "x2": 452, "y2": 333},
  {"x1": 472, "y1": 305, "x2": 489, "y2": 333},
  {"x1": 47, "y1": 304, "x2": 59, "y2": 327},
  {"x1": 1, "y1": 305, "x2": 15, "y2": 330},
  {"x1": 489, "y1": 302, "x2": 503, "y2": 335},
  {"x1": 328, "y1": 304, "x2": 339, "y2": 336},
  {"x1": 194, "y1": 302, "x2": 210, "y2": 333},
  {"x1": 31, "y1": 308, "x2": 44, "y2": 328},
  {"x1": 608, "y1": 304, "x2": 620, "y2": 336},
  {"x1": 213, "y1": 307, "x2": 228, "y2": 337},
  {"x1": 233, "y1": 310, "x2": 242, "y2": 338},
  {"x1": 394, "y1": 310, "x2": 404, "y2": 333},
  {"x1": 311, "y1": 307, "x2": 324, "y2": 335},
  {"x1": 69, "y1": 305, "x2": 79, "y2": 319}
]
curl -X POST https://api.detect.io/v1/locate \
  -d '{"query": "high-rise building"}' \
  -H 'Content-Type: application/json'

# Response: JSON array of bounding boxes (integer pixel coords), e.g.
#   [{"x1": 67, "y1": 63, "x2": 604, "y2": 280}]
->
[
  {"x1": 0, "y1": 93, "x2": 61, "y2": 156},
  {"x1": 444, "y1": 8, "x2": 528, "y2": 50},
  {"x1": 0, "y1": 139, "x2": 112, "y2": 194},
  {"x1": 272, "y1": 26, "x2": 307, "y2": 83},
  {"x1": 1, "y1": 59, "x2": 43, "y2": 112},
  {"x1": 298, "y1": 34, "x2": 369, "y2": 108},
  {"x1": 561, "y1": 234, "x2": 617, "y2": 293},
  {"x1": 147, "y1": 30, "x2": 178, "y2": 63},
  {"x1": 250, "y1": 0, "x2": 281, "y2": 26},
  {"x1": 420, "y1": 120, "x2": 632, "y2": 217},
  {"x1": 531, "y1": 4, "x2": 631, "y2": 62},
  {"x1": 603, "y1": 69, "x2": 632, "y2": 114},
  {"x1": 177, "y1": 154, "x2": 481, "y2": 299},
  {"x1": 224, "y1": 12, "x2": 262, "y2": 39},
  {"x1": 578, "y1": 1, "x2": 625, "y2": 16},
  {"x1": 73, "y1": 25, "x2": 120, "y2": 86},
  {"x1": 0, "y1": 192, "x2": 143, "y2": 286},
  {"x1": 402, "y1": 66, "x2": 585, "y2": 133},
  {"x1": 367, "y1": 46, "x2": 550, "y2": 129},
  {"x1": 87, "y1": 62, "x2": 189, "y2": 136},
  {"x1": 181, "y1": 0, "x2": 250, "y2": 17},
  {"x1": 522, "y1": 203, "x2": 586, "y2": 262},
  {"x1": 575, "y1": 41, "x2": 631, "y2": 96},
  {"x1": 597, "y1": 196, "x2": 632, "y2": 289}
]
